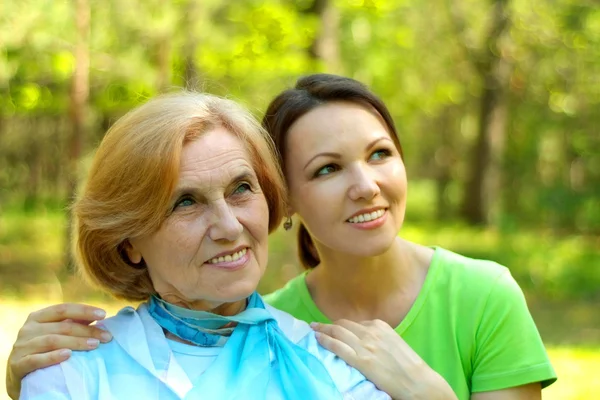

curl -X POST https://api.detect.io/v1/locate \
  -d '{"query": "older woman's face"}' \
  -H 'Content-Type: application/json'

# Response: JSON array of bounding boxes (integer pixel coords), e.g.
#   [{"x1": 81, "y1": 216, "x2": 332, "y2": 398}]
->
[{"x1": 127, "y1": 126, "x2": 270, "y2": 309}]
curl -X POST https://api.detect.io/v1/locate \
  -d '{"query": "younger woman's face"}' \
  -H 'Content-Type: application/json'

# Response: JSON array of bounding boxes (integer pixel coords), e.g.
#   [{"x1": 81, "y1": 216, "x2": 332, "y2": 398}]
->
[{"x1": 284, "y1": 101, "x2": 407, "y2": 258}]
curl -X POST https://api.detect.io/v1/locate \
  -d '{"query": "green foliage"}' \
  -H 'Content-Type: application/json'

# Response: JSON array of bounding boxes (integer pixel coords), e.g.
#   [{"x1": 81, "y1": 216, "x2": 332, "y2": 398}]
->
[{"x1": 0, "y1": 0, "x2": 598, "y2": 322}]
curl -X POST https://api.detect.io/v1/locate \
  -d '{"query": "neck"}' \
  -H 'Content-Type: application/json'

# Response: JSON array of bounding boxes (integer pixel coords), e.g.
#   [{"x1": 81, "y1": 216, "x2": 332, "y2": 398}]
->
[
  {"x1": 156, "y1": 294, "x2": 250, "y2": 345},
  {"x1": 307, "y1": 238, "x2": 431, "y2": 322},
  {"x1": 158, "y1": 293, "x2": 248, "y2": 316}
]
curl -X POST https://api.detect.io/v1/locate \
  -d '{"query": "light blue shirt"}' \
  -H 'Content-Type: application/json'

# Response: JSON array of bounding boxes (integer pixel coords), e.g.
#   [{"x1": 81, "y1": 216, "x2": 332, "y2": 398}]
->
[{"x1": 21, "y1": 302, "x2": 390, "y2": 399}]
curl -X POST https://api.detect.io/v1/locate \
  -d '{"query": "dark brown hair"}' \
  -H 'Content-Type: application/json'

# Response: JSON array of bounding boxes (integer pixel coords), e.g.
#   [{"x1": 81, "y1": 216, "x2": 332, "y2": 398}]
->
[{"x1": 262, "y1": 74, "x2": 403, "y2": 269}]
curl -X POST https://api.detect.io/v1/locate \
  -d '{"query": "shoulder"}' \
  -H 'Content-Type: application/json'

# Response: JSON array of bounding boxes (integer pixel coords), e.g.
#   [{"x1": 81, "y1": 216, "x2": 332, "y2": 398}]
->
[
  {"x1": 20, "y1": 350, "x2": 101, "y2": 399},
  {"x1": 432, "y1": 247, "x2": 520, "y2": 301},
  {"x1": 21, "y1": 364, "x2": 70, "y2": 399},
  {"x1": 428, "y1": 247, "x2": 531, "y2": 336},
  {"x1": 97, "y1": 305, "x2": 142, "y2": 331},
  {"x1": 265, "y1": 303, "x2": 312, "y2": 343},
  {"x1": 264, "y1": 272, "x2": 306, "y2": 307},
  {"x1": 434, "y1": 247, "x2": 509, "y2": 281},
  {"x1": 263, "y1": 302, "x2": 390, "y2": 399},
  {"x1": 294, "y1": 327, "x2": 390, "y2": 398}
]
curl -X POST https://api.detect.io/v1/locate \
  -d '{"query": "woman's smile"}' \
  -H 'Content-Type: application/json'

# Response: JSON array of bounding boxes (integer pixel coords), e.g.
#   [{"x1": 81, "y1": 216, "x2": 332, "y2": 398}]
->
[
  {"x1": 346, "y1": 208, "x2": 388, "y2": 230},
  {"x1": 205, "y1": 247, "x2": 252, "y2": 270}
]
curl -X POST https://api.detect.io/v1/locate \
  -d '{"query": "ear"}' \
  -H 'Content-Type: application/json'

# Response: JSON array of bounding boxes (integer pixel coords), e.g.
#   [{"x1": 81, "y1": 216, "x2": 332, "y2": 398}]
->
[
  {"x1": 286, "y1": 204, "x2": 296, "y2": 217},
  {"x1": 122, "y1": 240, "x2": 143, "y2": 265}
]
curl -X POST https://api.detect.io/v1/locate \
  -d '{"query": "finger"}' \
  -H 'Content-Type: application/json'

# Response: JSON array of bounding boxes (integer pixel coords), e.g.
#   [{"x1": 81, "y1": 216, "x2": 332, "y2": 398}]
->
[
  {"x1": 16, "y1": 334, "x2": 102, "y2": 355},
  {"x1": 361, "y1": 319, "x2": 393, "y2": 330},
  {"x1": 310, "y1": 322, "x2": 361, "y2": 346},
  {"x1": 314, "y1": 331, "x2": 358, "y2": 366},
  {"x1": 27, "y1": 303, "x2": 107, "y2": 324},
  {"x1": 12, "y1": 349, "x2": 73, "y2": 380},
  {"x1": 334, "y1": 319, "x2": 371, "y2": 336},
  {"x1": 26, "y1": 321, "x2": 112, "y2": 343}
]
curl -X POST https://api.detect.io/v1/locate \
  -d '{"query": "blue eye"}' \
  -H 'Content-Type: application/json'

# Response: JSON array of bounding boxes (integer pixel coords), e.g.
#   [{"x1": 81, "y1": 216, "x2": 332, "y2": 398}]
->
[
  {"x1": 315, "y1": 165, "x2": 339, "y2": 177},
  {"x1": 175, "y1": 197, "x2": 195, "y2": 208},
  {"x1": 369, "y1": 149, "x2": 391, "y2": 161},
  {"x1": 233, "y1": 183, "x2": 252, "y2": 195}
]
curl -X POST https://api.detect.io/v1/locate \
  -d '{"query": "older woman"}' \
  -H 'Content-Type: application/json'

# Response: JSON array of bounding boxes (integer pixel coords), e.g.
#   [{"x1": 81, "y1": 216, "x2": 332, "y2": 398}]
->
[{"x1": 17, "y1": 92, "x2": 390, "y2": 399}]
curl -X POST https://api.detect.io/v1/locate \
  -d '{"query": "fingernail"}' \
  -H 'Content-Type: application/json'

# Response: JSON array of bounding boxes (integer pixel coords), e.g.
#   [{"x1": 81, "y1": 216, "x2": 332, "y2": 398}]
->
[
  {"x1": 310, "y1": 322, "x2": 319, "y2": 329},
  {"x1": 314, "y1": 332, "x2": 321, "y2": 339},
  {"x1": 100, "y1": 332, "x2": 112, "y2": 342},
  {"x1": 59, "y1": 349, "x2": 72, "y2": 358},
  {"x1": 87, "y1": 338, "x2": 100, "y2": 348},
  {"x1": 94, "y1": 310, "x2": 106, "y2": 319}
]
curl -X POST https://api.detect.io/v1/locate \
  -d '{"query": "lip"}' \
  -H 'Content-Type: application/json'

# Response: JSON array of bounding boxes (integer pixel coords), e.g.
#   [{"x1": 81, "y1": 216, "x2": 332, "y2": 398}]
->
[
  {"x1": 204, "y1": 247, "x2": 251, "y2": 271},
  {"x1": 206, "y1": 245, "x2": 248, "y2": 262},
  {"x1": 346, "y1": 206, "x2": 387, "y2": 220},
  {"x1": 346, "y1": 208, "x2": 388, "y2": 230},
  {"x1": 203, "y1": 246, "x2": 252, "y2": 271}
]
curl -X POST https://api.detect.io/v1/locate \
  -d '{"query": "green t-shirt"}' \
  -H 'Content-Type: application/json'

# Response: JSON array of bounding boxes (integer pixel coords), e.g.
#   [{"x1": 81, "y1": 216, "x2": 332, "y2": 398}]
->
[{"x1": 264, "y1": 247, "x2": 556, "y2": 399}]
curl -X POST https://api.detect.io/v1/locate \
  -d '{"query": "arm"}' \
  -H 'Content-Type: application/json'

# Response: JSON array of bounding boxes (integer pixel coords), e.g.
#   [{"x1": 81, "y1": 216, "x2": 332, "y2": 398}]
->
[
  {"x1": 6, "y1": 303, "x2": 111, "y2": 400},
  {"x1": 312, "y1": 319, "x2": 457, "y2": 400},
  {"x1": 471, "y1": 383, "x2": 541, "y2": 400}
]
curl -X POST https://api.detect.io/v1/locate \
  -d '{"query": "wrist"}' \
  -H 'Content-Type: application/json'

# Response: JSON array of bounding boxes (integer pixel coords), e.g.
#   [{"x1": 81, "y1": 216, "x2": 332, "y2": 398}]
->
[{"x1": 418, "y1": 373, "x2": 457, "y2": 400}]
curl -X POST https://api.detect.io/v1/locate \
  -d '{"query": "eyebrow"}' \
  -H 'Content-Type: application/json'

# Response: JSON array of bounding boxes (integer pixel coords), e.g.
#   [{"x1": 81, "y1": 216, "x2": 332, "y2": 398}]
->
[
  {"x1": 171, "y1": 170, "x2": 256, "y2": 201},
  {"x1": 303, "y1": 136, "x2": 393, "y2": 171}
]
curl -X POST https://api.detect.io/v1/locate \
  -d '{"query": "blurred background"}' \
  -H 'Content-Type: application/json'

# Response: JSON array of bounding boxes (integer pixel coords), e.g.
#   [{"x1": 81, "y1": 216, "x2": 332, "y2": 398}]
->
[{"x1": 0, "y1": 0, "x2": 598, "y2": 398}]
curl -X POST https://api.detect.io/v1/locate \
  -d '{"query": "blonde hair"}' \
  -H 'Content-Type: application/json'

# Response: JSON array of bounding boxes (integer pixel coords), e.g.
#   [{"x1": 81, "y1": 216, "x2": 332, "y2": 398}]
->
[{"x1": 73, "y1": 92, "x2": 286, "y2": 301}]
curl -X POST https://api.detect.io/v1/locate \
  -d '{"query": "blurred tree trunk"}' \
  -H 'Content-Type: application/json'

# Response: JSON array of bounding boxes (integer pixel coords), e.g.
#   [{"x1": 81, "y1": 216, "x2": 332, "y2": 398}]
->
[
  {"x1": 435, "y1": 106, "x2": 458, "y2": 220},
  {"x1": 65, "y1": 0, "x2": 90, "y2": 271},
  {"x1": 183, "y1": 0, "x2": 201, "y2": 90},
  {"x1": 25, "y1": 117, "x2": 42, "y2": 210},
  {"x1": 156, "y1": 35, "x2": 172, "y2": 92},
  {"x1": 307, "y1": 0, "x2": 342, "y2": 73},
  {"x1": 450, "y1": 0, "x2": 511, "y2": 225}
]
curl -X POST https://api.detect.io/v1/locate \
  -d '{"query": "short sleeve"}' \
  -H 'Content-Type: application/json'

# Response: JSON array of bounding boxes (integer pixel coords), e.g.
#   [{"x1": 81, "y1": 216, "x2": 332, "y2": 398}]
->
[
  {"x1": 471, "y1": 270, "x2": 557, "y2": 392},
  {"x1": 20, "y1": 365, "x2": 71, "y2": 400}
]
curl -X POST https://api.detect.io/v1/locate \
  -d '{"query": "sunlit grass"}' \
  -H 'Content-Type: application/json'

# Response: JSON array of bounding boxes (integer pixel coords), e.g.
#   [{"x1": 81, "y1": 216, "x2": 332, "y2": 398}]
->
[{"x1": 543, "y1": 347, "x2": 600, "y2": 400}]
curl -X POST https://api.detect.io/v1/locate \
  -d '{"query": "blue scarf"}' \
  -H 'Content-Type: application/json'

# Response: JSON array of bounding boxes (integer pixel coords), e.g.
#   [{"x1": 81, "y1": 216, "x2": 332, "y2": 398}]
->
[{"x1": 147, "y1": 292, "x2": 343, "y2": 399}]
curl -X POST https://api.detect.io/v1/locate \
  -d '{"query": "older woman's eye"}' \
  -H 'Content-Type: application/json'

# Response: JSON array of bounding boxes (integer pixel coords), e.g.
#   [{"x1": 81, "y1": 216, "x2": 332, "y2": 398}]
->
[
  {"x1": 314, "y1": 164, "x2": 339, "y2": 178},
  {"x1": 369, "y1": 149, "x2": 392, "y2": 161},
  {"x1": 233, "y1": 183, "x2": 252, "y2": 195},
  {"x1": 175, "y1": 197, "x2": 195, "y2": 208}
]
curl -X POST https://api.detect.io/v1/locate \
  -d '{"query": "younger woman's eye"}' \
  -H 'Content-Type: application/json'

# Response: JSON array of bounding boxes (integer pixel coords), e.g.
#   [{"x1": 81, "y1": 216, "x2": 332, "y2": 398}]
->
[
  {"x1": 369, "y1": 149, "x2": 392, "y2": 161},
  {"x1": 233, "y1": 182, "x2": 252, "y2": 195},
  {"x1": 314, "y1": 164, "x2": 339, "y2": 177}
]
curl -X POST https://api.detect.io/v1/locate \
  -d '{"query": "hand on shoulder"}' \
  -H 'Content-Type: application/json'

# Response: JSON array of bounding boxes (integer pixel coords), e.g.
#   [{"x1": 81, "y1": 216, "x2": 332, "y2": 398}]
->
[
  {"x1": 6, "y1": 303, "x2": 111, "y2": 400},
  {"x1": 310, "y1": 319, "x2": 457, "y2": 400}
]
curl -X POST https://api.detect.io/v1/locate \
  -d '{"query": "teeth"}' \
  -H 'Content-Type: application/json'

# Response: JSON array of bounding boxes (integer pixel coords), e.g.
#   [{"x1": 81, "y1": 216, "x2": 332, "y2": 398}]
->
[
  {"x1": 208, "y1": 248, "x2": 247, "y2": 264},
  {"x1": 347, "y1": 209, "x2": 385, "y2": 224}
]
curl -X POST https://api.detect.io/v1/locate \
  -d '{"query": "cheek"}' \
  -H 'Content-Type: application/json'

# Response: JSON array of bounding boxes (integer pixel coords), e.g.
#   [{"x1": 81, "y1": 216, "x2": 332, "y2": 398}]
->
[
  {"x1": 240, "y1": 198, "x2": 270, "y2": 242},
  {"x1": 386, "y1": 162, "x2": 408, "y2": 197},
  {"x1": 291, "y1": 179, "x2": 343, "y2": 216},
  {"x1": 139, "y1": 221, "x2": 200, "y2": 268}
]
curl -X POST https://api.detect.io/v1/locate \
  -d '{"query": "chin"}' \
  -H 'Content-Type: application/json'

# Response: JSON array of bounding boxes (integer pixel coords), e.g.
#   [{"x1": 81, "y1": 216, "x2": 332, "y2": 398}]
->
[
  {"x1": 219, "y1": 278, "x2": 261, "y2": 302},
  {"x1": 345, "y1": 235, "x2": 397, "y2": 258}
]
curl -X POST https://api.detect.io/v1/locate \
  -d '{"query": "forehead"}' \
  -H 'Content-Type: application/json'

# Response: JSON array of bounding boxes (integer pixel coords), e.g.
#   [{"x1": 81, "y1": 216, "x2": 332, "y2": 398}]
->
[
  {"x1": 179, "y1": 126, "x2": 254, "y2": 183},
  {"x1": 287, "y1": 102, "x2": 390, "y2": 152}
]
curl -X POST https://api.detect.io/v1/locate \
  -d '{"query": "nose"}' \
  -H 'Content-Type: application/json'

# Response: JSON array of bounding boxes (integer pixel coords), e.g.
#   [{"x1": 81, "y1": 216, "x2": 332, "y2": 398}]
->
[
  {"x1": 347, "y1": 164, "x2": 381, "y2": 201},
  {"x1": 207, "y1": 201, "x2": 243, "y2": 242}
]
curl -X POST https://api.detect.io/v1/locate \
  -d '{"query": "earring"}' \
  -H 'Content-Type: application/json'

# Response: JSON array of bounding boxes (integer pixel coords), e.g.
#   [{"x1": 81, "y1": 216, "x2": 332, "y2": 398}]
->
[{"x1": 283, "y1": 217, "x2": 293, "y2": 231}]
